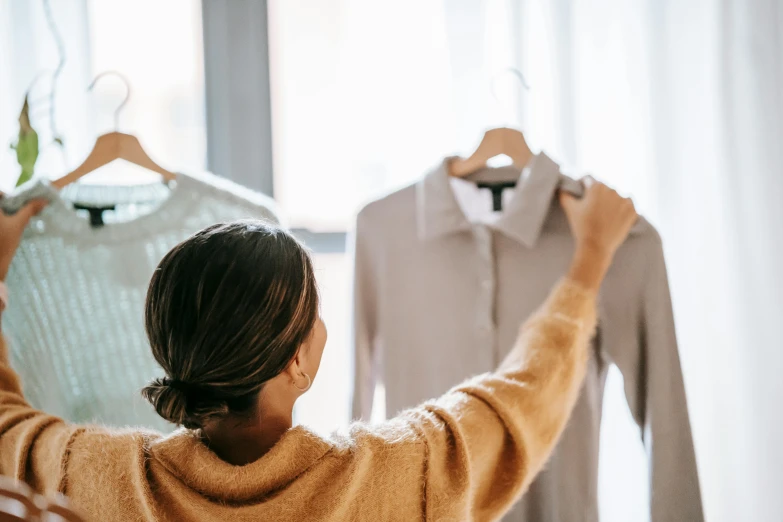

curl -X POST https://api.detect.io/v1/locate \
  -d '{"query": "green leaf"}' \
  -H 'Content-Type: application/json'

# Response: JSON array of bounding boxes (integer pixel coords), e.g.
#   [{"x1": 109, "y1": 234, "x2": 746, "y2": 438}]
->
[
  {"x1": 15, "y1": 129, "x2": 39, "y2": 169},
  {"x1": 16, "y1": 168, "x2": 33, "y2": 187},
  {"x1": 13, "y1": 95, "x2": 40, "y2": 187}
]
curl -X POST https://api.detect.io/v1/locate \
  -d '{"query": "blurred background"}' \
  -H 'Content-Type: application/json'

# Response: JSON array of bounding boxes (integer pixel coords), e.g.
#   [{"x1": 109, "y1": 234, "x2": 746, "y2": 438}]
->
[{"x1": 0, "y1": 1, "x2": 781, "y2": 521}]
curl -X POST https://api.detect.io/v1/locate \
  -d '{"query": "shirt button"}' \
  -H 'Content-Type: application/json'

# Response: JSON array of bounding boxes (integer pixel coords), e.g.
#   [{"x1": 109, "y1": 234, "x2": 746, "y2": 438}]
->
[{"x1": 482, "y1": 280, "x2": 492, "y2": 290}]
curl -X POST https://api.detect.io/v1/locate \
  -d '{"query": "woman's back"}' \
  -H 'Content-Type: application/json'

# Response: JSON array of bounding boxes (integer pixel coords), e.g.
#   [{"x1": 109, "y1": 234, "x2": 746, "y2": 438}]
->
[{"x1": 64, "y1": 421, "x2": 425, "y2": 520}]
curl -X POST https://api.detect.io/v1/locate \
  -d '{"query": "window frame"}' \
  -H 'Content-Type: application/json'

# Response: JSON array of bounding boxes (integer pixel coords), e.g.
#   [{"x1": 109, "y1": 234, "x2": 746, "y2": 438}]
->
[{"x1": 201, "y1": 0, "x2": 347, "y2": 253}]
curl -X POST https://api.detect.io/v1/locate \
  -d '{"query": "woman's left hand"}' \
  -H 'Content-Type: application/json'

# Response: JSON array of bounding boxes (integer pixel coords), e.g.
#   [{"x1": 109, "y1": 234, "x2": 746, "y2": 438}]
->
[{"x1": 0, "y1": 197, "x2": 47, "y2": 281}]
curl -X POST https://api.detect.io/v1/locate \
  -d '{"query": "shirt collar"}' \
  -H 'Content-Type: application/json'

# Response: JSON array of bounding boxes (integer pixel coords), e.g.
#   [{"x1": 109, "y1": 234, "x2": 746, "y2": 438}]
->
[{"x1": 416, "y1": 152, "x2": 563, "y2": 247}]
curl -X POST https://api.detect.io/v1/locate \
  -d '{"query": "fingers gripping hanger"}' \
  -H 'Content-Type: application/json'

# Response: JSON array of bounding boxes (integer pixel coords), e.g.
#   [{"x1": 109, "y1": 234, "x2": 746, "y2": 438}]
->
[
  {"x1": 52, "y1": 71, "x2": 176, "y2": 189},
  {"x1": 449, "y1": 67, "x2": 534, "y2": 178}
]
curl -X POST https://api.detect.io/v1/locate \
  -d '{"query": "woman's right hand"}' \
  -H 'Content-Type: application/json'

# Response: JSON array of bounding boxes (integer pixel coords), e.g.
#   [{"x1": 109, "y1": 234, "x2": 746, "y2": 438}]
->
[{"x1": 559, "y1": 178, "x2": 638, "y2": 291}]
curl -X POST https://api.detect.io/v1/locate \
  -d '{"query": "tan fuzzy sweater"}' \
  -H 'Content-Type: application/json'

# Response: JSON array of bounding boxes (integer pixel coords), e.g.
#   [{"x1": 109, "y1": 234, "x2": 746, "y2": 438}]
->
[{"x1": 0, "y1": 280, "x2": 595, "y2": 522}]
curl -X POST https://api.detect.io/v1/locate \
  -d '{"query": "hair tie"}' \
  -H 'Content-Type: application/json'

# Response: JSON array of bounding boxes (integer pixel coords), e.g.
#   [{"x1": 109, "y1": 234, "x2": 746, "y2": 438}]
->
[{"x1": 163, "y1": 377, "x2": 195, "y2": 395}]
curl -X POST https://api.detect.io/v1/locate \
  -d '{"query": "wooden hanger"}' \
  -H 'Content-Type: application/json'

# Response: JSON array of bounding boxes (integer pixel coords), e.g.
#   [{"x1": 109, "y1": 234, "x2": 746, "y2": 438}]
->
[
  {"x1": 449, "y1": 68, "x2": 534, "y2": 178},
  {"x1": 448, "y1": 127, "x2": 533, "y2": 178},
  {"x1": 52, "y1": 71, "x2": 175, "y2": 189}
]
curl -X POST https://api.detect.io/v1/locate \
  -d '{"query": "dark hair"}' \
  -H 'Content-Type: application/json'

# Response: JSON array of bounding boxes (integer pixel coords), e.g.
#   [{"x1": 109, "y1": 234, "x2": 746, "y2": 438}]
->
[{"x1": 141, "y1": 220, "x2": 319, "y2": 429}]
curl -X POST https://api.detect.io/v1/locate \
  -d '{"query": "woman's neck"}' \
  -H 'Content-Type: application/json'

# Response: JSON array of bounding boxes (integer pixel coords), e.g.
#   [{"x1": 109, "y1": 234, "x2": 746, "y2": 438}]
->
[{"x1": 202, "y1": 411, "x2": 293, "y2": 466}]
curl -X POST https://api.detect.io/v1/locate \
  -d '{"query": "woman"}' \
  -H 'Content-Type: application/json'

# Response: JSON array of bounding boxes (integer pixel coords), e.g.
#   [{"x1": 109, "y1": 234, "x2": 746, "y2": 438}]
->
[{"x1": 0, "y1": 180, "x2": 636, "y2": 521}]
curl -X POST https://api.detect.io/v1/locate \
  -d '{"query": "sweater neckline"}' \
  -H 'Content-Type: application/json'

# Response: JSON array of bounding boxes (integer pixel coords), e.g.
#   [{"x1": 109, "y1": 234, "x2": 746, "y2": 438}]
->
[
  {"x1": 150, "y1": 426, "x2": 333, "y2": 502},
  {"x1": 34, "y1": 174, "x2": 200, "y2": 244}
]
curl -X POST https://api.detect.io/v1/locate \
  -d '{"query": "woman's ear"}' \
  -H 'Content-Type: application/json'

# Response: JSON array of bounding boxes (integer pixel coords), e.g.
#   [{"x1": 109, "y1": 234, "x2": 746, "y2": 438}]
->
[
  {"x1": 284, "y1": 351, "x2": 303, "y2": 380},
  {"x1": 284, "y1": 348, "x2": 313, "y2": 393},
  {"x1": 285, "y1": 347, "x2": 312, "y2": 381}
]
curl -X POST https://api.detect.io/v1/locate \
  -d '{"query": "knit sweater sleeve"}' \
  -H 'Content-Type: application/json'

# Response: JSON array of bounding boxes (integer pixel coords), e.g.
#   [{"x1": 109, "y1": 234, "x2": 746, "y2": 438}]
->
[
  {"x1": 0, "y1": 331, "x2": 80, "y2": 494},
  {"x1": 403, "y1": 279, "x2": 597, "y2": 521}
]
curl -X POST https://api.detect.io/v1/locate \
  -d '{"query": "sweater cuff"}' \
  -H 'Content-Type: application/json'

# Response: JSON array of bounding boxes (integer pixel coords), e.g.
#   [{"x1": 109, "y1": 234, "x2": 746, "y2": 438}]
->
[{"x1": 542, "y1": 278, "x2": 598, "y2": 331}]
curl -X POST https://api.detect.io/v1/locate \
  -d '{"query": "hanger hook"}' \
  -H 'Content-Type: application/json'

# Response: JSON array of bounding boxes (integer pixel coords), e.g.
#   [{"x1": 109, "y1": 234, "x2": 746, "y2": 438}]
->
[
  {"x1": 88, "y1": 71, "x2": 131, "y2": 131},
  {"x1": 490, "y1": 67, "x2": 530, "y2": 119}
]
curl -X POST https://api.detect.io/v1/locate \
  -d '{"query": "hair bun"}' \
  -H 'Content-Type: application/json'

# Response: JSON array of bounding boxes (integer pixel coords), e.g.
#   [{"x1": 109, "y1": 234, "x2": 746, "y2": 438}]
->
[
  {"x1": 141, "y1": 377, "x2": 231, "y2": 429},
  {"x1": 141, "y1": 377, "x2": 191, "y2": 427}
]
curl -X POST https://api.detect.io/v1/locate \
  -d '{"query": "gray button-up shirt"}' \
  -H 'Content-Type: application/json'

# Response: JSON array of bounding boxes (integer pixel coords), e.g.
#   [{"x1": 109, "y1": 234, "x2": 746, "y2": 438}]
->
[{"x1": 351, "y1": 153, "x2": 703, "y2": 522}]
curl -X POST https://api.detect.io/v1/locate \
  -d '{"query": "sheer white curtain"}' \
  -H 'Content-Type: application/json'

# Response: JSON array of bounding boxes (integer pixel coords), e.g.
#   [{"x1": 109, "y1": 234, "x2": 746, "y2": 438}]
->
[
  {"x1": 506, "y1": 1, "x2": 782, "y2": 521},
  {"x1": 716, "y1": 1, "x2": 783, "y2": 519}
]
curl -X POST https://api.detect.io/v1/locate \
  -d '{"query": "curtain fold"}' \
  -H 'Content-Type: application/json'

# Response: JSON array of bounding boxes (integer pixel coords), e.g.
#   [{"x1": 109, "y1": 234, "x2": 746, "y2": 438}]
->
[{"x1": 719, "y1": 1, "x2": 783, "y2": 518}]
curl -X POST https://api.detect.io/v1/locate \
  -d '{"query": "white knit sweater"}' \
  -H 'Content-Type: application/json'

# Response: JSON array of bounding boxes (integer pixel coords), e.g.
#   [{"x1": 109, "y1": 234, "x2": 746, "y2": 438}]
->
[{"x1": 1, "y1": 172, "x2": 279, "y2": 430}]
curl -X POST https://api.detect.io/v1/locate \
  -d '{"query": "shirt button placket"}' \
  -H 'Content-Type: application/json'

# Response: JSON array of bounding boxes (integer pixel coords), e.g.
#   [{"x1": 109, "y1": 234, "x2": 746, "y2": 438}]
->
[{"x1": 473, "y1": 226, "x2": 496, "y2": 363}]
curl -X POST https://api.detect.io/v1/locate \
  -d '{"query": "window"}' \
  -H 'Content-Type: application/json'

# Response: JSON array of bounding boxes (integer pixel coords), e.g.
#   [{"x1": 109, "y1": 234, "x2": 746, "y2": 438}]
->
[
  {"x1": 267, "y1": 0, "x2": 531, "y2": 231},
  {"x1": 267, "y1": 0, "x2": 528, "y2": 434}
]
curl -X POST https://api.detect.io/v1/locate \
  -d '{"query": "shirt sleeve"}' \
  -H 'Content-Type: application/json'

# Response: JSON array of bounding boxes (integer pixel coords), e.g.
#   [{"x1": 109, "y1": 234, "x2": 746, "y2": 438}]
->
[
  {"x1": 404, "y1": 279, "x2": 597, "y2": 521},
  {"x1": 612, "y1": 236, "x2": 704, "y2": 521},
  {"x1": 350, "y1": 210, "x2": 380, "y2": 421},
  {"x1": 0, "y1": 334, "x2": 80, "y2": 495}
]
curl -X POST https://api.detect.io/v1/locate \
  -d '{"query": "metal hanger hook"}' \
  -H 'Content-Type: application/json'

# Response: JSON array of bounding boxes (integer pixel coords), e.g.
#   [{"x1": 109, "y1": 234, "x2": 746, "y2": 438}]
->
[
  {"x1": 490, "y1": 67, "x2": 530, "y2": 116},
  {"x1": 88, "y1": 70, "x2": 131, "y2": 130}
]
